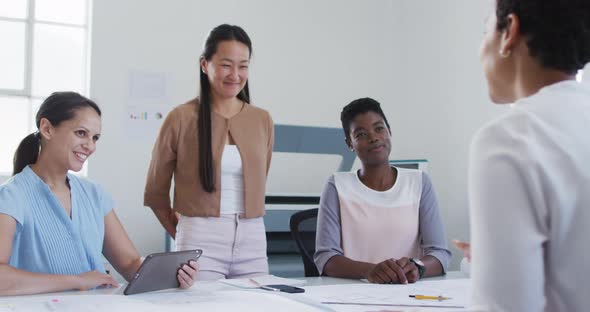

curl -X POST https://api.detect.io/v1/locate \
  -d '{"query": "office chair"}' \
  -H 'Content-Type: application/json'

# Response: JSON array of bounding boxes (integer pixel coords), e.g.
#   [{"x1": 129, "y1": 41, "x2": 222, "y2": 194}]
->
[{"x1": 289, "y1": 208, "x2": 320, "y2": 277}]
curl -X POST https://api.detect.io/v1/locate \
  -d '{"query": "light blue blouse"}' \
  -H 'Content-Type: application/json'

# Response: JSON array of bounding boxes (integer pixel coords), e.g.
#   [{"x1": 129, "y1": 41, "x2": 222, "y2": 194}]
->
[{"x1": 0, "y1": 166, "x2": 113, "y2": 275}]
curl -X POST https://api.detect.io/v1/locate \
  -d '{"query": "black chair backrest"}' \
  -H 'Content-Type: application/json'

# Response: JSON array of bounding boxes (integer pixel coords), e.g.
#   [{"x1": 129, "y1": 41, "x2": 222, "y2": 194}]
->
[{"x1": 289, "y1": 208, "x2": 320, "y2": 277}]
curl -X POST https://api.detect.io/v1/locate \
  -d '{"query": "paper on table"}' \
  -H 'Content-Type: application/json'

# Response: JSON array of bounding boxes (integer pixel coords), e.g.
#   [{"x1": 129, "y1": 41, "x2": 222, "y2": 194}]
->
[
  {"x1": 139, "y1": 290, "x2": 323, "y2": 311},
  {"x1": 0, "y1": 295, "x2": 160, "y2": 312},
  {"x1": 302, "y1": 278, "x2": 471, "y2": 310},
  {"x1": 219, "y1": 274, "x2": 306, "y2": 289},
  {"x1": 0, "y1": 290, "x2": 323, "y2": 312}
]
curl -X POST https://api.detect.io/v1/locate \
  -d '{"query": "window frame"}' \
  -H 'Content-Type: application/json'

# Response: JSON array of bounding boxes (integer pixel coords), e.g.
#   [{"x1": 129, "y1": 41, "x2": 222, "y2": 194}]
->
[
  {"x1": 0, "y1": 0, "x2": 92, "y2": 176},
  {"x1": 0, "y1": 0, "x2": 91, "y2": 96},
  {"x1": 0, "y1": 14, "x2": 32, "y2": 96}
]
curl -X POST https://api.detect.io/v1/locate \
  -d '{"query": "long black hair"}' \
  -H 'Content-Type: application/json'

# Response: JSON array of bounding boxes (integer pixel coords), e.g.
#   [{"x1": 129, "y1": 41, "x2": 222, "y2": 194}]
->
[
  {"x1": 12, "y1": 91, "x2": 101, "y2": 175},
  {"x1": 198, "y1": 24, "x2": 252, "y2": 192}
]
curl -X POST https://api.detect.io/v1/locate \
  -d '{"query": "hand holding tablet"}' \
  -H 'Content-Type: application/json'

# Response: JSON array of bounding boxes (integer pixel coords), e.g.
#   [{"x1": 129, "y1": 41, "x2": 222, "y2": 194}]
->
[{"x1": 124, "y1": 249, "x2": 202, "y2": 295}]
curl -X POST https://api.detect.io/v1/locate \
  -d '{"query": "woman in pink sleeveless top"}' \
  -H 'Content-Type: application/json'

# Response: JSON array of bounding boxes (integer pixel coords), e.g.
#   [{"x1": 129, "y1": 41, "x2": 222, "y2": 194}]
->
[{"x1": 314, "y1": 97, "x2": 451, "y2": 284}]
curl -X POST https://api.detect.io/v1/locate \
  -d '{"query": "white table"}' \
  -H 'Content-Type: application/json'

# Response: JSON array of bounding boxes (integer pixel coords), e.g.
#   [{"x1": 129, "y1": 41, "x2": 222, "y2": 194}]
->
[{"x1": 0, "y1": 272, "x2": 470, "y2": 312}]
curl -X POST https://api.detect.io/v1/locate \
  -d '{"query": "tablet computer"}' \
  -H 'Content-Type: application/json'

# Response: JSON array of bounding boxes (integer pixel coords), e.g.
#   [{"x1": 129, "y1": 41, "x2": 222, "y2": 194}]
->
[{"x1": 124, "y1": 249, "x2": 202, "y2": 295}]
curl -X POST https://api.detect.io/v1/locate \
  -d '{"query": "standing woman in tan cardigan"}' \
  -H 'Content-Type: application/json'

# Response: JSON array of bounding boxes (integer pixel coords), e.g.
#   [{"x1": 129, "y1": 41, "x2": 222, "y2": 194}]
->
[{"x1": 144, "y1": 24, "x2": 274, "y2": 280}]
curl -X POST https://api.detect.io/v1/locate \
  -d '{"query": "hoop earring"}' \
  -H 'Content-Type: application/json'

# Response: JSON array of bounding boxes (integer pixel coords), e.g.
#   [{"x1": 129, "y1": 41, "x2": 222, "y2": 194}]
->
[{"x1": 499, "y1": 49, "x2": 511, "y2": 58}]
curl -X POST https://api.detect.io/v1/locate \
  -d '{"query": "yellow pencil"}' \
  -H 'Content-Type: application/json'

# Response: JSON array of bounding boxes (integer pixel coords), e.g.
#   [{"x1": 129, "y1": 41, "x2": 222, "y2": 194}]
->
[{"x1": 409, "y1": 295, "x2": 451, "y2": 301}]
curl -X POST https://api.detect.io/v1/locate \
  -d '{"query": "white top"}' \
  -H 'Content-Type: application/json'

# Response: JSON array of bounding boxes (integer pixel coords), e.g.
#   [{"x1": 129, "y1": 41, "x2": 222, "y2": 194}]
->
[
  {"x1": 469, "y1": 80, "x2": 590, "y2": 312},
  {"x1": 219, "y1": 145, "x2": 245, "y2": 214},
  {"x1": 334, "y1": 168, "x2": 422, "y2": 263},
  {"x1": 314, "y1": 169, "x2": 451, "y2": 274}
]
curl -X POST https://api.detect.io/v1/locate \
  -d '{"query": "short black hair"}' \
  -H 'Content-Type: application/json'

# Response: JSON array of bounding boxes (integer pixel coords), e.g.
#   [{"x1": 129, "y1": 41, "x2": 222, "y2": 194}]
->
[
  {"x1": 496, "y1": 0, "x2": 590, "y2": 74},
  {"x1": 340, "y1": 97, "x2": 391, "y2": 141}
]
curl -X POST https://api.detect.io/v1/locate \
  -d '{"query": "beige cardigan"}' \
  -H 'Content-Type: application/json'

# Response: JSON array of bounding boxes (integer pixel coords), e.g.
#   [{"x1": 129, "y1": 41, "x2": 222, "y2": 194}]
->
[{"x1": 144, "y1": 98, "x2": 274, "y2": 218}]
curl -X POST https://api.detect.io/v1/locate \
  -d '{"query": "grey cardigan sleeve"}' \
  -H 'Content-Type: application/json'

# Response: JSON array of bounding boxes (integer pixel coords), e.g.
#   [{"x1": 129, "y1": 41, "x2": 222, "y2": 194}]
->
[
  {"x1": 314, "y1": 175, "x2": 343, "y2": 275},
  {"x1": 419, "y1": 171, "x2": 452, "y2": 272}
]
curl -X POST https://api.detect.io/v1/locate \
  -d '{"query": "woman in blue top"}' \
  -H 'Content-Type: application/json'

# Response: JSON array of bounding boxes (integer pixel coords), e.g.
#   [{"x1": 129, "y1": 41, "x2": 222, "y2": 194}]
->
[{"x1": 0, "y1": 92, "x2": 198, "y2": 296}]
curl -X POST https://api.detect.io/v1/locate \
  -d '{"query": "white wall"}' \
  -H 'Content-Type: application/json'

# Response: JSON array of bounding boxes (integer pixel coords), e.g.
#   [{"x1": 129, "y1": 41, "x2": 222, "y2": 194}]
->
[
  {"x1": 90, "y1": 0, "x2": 504, "y2": 269},
  {"x1": 90, "y1": 0, "x2": 400, "y2": 255},
  {"x1": 392, "y1": 0, "x2": 506, "y2": 268}
]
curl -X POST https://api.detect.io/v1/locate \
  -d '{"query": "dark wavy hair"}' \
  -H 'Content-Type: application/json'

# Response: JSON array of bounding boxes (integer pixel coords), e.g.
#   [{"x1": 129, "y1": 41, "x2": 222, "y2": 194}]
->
[
  {"x1": 340, "y1": 97, "x2": 391, "y2": 142},
  {"x1": 496, "y1": 0, "x2": 590, "y2": 74},
  {"x1": 13, "y1": 92, "x2": 101, "y2": 175},
  {"x1": 198, "y1": 24, "x2": 252, "y2": 192}
]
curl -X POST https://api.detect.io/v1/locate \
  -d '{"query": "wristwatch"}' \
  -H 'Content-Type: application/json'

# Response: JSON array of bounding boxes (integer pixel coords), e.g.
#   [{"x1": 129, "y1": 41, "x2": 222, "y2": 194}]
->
[{"x1": 410, "y1": 258, "x2": 426, "y2": 278}]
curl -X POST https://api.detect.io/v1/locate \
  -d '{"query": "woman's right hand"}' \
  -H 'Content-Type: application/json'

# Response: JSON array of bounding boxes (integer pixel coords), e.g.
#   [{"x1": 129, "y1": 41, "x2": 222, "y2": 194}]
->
[{"x1": 76, "y1": 271, "x2": 119, "y2": 290}]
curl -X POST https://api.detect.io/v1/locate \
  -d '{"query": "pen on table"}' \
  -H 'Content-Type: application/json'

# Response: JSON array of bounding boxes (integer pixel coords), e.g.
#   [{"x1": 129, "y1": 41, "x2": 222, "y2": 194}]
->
[
  {"x1": 260, "y1": 286, "x2": 281, "y2": 292},
  {"x1": 409, "y1": 295, "x2": 451, "y2": 301},
  {"x1": 248, "y1": 278, "x2": 278, "y2": 291},
  {"x1": 44, "y1": 299, "x2": 60, "y2": 311},
  {"x1": 249, "y1": 278, "x2": 262, "y2": 287}
]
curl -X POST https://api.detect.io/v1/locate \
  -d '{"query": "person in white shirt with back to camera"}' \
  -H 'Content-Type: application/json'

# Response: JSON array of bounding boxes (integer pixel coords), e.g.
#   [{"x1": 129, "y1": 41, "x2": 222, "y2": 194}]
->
[{"x1": 454, "y1": 0, "x2": 590, "y2": 311}]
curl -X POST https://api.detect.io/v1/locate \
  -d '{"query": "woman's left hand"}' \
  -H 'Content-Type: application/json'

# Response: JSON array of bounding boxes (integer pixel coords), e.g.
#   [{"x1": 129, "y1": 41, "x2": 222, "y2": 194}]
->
[{"x1": 177, "y1": 260, "x2": 199, "y2": 289}]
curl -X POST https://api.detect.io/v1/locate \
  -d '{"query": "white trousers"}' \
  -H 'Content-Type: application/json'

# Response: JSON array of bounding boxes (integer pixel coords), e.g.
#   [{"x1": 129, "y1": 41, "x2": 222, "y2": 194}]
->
[{"x1": 175, "y1": 214, "x2": 269, "y2": 280}]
